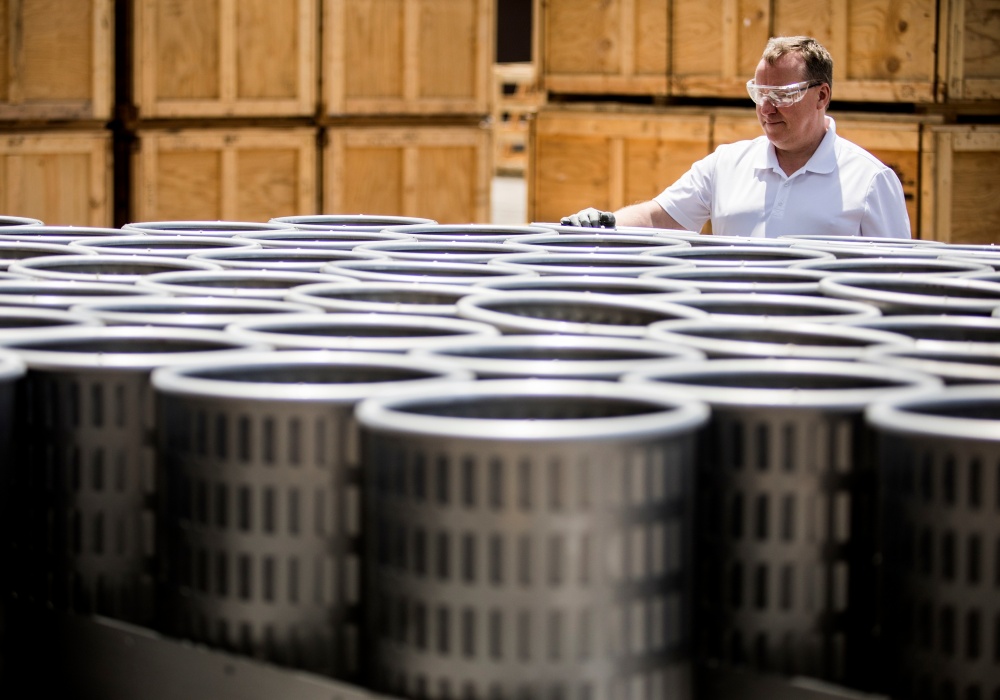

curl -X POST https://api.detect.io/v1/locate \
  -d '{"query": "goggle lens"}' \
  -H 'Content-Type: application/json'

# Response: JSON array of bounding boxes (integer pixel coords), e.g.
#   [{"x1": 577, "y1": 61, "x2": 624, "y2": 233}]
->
[{"x1": 746, "y1": 80, "x2": 822, "y2": 107}]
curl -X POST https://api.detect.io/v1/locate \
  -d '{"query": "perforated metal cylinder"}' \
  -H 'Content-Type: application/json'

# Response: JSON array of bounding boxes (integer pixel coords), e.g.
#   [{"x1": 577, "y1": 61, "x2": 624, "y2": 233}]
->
[
  {"x1": 383, "y1": 224, "x2": 553, "y2": 243},
  {"x1": 0, "y1": 280, "x2": 157, "y2": 309},
  {"x1": 472, "y1": 274, "x2": 698, "y2": 298},
  {"x1": 643, "y1": 266, "x2": 827, "y2": 296},
  {"x1": 123, "y1": 220, "x2": 294, "y2": 236},
  {"x1": 500, "y1": 232, "x2": 691, "y2": 255},
  {"x1": 355, "y1": 379, "x2": 710, "y2": 700},
  {"x1": 0, "y1": 241, "x2": 94, "y2": 270},
  {"x1": 270, "y1": 214, "x2": 436, "y2": 231},
  {"x1": 67, "y1": 234, "x2": 262, "y2": 258},
  {"x1": 643, "y1": 245, "x2": 834, "y2": 267},
  {"x1": 225, "y1": 313, "x2": 501, "y2": 352},
  {"x1": 866, "y1": 386, "x2": 1000, "y2": 700},
  {"x1": 488, "y1": 252, "x2": 692, "y2": 278},
  {"x1": 151, "y1": 352, "x2": 471, "y2": 679},
  {"x1": 791, "y1": 256, "x2": 992, "y2": 278},
  {"x1": 863, "y1": 344, "x2": 1000, "y2": 385},
  {"x1": 623, "y1": 359, "x2": 942, "y2": 690},
  {"x1": 0, "y1": 225, "x2": 128, "y2": 244},
  {"x1": 189, "y1": 248, "x2": 385, "y2": 273},
  {"x1": 819, "y1": 274, "x2": 1000, "y2": 316},
  {"x1": 323, "y1": 259, "x2": 538, "y2": 285},
  {"x1": 69, "y1": 295, "x2": 322, "y2": 329},
  {"x1": 0, "y1": 326, "x2": 268, "y2": 627},
  {"x1": 0, "y1": 215, "x2": 43, "y2": 227},
  {"x1": 352, "y1": 240, "x2": 542, "y2": 264},
  {"x1": 647, "y1": 318, "x2": 914, "y2": 360},
  {"x1": 456, "y1": 291, "x2": 706, "y2": 338},
  {"x1": 135, "y1": 269, "x2": 352, "y2": 300},
  {"x1": 286, "y1": 282, "x2": 501, "y2": 317},
  {"x1": 664, "y1": 292, "x2": 881, "y2": 324},
  {"x1": 7, "y1": 254, "x2": 222, "y2": 283},
  {"x1": 236, "y1": 229, "x2": 416, "y2": 249},
  {"x1": 411, "y1": 334, "x2": 705, "y2": 379}
]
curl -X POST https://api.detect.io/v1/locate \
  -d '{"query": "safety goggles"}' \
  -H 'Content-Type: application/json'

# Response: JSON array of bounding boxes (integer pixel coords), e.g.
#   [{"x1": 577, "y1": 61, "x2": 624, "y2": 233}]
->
[{"x1": 746, "y1": 79, "x2": 824, "y2": 107}]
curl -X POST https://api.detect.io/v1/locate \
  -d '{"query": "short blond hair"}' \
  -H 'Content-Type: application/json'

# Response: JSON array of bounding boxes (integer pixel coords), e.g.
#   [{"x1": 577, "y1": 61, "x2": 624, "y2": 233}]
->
[{"x1": 762, "y1": 36, "x2": 833, "y2": 89}]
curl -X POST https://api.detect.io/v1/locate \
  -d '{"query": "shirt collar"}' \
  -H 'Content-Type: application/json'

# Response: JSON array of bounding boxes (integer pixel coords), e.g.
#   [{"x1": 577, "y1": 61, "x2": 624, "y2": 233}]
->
[{"x1": 758, "y1": 115, "x2": 837, "y2": 175}]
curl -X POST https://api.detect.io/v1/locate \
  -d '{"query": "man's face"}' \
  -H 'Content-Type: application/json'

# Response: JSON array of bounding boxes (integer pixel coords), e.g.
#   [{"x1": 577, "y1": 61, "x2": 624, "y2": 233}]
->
[{"x1": 753, "y1": 53, "x2": 828, "y2": 153}]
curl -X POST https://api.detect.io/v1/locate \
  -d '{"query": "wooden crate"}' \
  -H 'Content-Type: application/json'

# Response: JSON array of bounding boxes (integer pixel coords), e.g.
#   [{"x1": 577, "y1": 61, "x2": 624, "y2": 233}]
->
[
  {"x1": 529, "y1": 104, "x2": 711, "y2": 224},
  {"x1": 534, "y1": 0, "x2": 669, "y2": 96},
  {"x1": 711, "y1": 109, "x2": 934, "y2": 238},
  {"x1": 921, "y1": 124, "x2": 1000, "y2": 244},
  {"x1": 323, "y1": 122, "x2": 491, "y2": 224},
  {"x1": 939, "y1": 0, "x2": 1000, "y2": 101},
  {"x1": 134, "y1": 0, "x2": 317, "y2": 118},
  {"x1": 0, "y1": 131, "x2": 112, "y2": 226},
  {"x1": 0, "y1": 0, "x2": 113, "y2": 120},
  {"x1": 493, "y1": 62, "x2": 544, "y2": 175},
  {"x1": 323, "y1": 0, "x2": 494, "y2": 116},
  {"x1": 672, "y1": 0, "x2": 938, "y2": 102},
  {"x1": 133, "y1": 127, "x2": 318, "y2": 222}
]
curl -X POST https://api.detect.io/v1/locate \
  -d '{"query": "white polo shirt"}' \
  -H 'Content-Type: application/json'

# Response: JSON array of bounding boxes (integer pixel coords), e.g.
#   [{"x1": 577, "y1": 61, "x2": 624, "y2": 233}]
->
[{"x1": 653, "y1": 116, "x2": 911, "y2": 238}]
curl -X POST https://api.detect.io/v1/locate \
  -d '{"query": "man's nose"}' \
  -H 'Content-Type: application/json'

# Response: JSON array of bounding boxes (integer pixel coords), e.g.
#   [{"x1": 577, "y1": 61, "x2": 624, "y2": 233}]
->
[{"x1": 759, "y1": 98, "x2": 778, "y2": 114}]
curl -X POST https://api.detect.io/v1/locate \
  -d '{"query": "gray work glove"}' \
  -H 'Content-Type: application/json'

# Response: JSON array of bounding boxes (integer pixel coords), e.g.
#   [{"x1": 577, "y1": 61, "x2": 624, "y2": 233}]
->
[{"x1": 560, "y1": 207, "x2": 616, "y2": 228}]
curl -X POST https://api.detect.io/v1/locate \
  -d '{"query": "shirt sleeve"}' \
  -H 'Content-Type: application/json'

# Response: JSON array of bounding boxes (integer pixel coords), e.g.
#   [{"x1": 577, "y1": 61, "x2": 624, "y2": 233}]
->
[
  {"x1": 861, "y1": 167, "x2": 911, "y2": 239},
  {"x1": 652, "y1": 149, "x2": 717, "y2": 233}
]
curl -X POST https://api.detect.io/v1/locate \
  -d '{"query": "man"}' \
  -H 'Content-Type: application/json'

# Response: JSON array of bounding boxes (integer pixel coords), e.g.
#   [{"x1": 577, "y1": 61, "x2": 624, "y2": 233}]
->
[{"x1": 561, "y1": 36, "x2": 911, "y2": 239}]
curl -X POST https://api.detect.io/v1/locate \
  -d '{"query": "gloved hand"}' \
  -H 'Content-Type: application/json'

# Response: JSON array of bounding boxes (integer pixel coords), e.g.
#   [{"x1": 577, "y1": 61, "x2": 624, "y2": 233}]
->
[{"x1": 560, "y1": 208, "x2": 616, "y2": 228}]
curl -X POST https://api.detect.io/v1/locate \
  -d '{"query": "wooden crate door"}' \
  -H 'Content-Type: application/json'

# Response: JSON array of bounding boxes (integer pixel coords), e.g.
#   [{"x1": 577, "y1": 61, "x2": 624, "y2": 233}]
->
[
  {"x1": 325, "y1": 0, "x2": 493, "y2": 115},
  {"x1": 0, "y1": 0, "x2": 113, "y2": 119},
  {"x1": 0, "y1": 133, "x2": 111, "y2": 226},
  {"x1": 325, "y1": 126, "x2": 490, "y2": 223},
  {"x1": 537, "y1": 0, "x2": 669, "y2": 95},
  {"x1": 135, "y1": 129, "x2": 317, "y2": 222},
  {"x1": 135, "y1": 0, "x2": 316, "y2": 117},
  {"x1": 531, "y1": 109, "x2": 710, "y2": 225}
]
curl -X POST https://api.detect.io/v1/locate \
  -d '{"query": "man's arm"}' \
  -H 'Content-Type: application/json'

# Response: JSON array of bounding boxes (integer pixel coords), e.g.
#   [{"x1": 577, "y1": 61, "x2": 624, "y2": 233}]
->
[{"x1": 561, "y1": 199, "x2": 686, "y2": 230}]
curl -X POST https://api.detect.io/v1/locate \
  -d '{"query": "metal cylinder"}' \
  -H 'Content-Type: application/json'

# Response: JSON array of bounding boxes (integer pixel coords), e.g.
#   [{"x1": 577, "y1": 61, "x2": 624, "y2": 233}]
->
[
  {"x1": 270, "y1": 214, "x2": 436, "y2": 231},
  {"x1": 411, "y1": 334, "x2": 705, "y2": 379},
  {"x1": 322, "y1": 259, "x2": 538, "y2": 285},
  {"x1": 355, "y1": 379, "x2": 710, "y2": 699},
  {"x1": 502, "y1": 232, "x2": 691, "y2": 255},
  {"x1": 792, "y1": 256, "x2": 993, "y2": 278},
  {"x1": 351, "y1": 240, "x2": 542, "y2": 264},
  {"x1": 819, "y1": 274, "x2": 1000, "y2": 316},
  {"x1": 0, "y1": 326, "x2": 269, "y2": 626},
  {"x1": 234, "y1": 229, "x2": 416, "y2": 250},
  {"x1": 647, "y1": 318, "x2": 914, "y2": 360},
  {"x1": 286, "y1": 282, "x2": 501, "y2": 317},
  {"x1": 0, "y1": 280, "x2": 158, "y2": 310},
  {"x1": 0, "y1": 241, "x2": 95, "y2": 270},
  {"x1": 135, "y1": 269, "x2": 352, "y2": 300},
  {"x1": 7, "y1": 254, "x2": 222, "y2": 283},
  {"x1": 225, "y1": 313, "x2": 501, "y2": 352},
  {"x1": 623, "y1": 359, "x2": 941, "y2": 690},
  {"x1": 0, "y1": 306, "x2": 103, "y2": 337},
  {"x1": 643, "y1": 266, "x2": 827, "y2": 296},
  {"x1": 866, "y1": 385, "x2": 1000, "y2": 700},
  {"x1": 151, "y1": 351, "x2": 471, "y2": 679},
  {"x1": 0, "y1": 216, "x2": 43, "y2": 227},
  {"x1": 188, "y1": 248, "x2": 386, "y2": 273},
  {"x1": 123, "y1": 220, "x2": 294, "y2": 236},
  {"x1": 643, "y1": 245, "x2": 834, "y2": 267},
  {"x1": 69, "y1": 296, "x2": 323, "y2": 330},
  {"x1": 844, "y1": 314, "x2": 1000, "y2": 351},
  {"x1": 67, "y1": 234, "x2": 262, "y2": 258},
  {"x1": 456, "y1": 291, "x2": 707, "y2": 337},
  {"x1": 472, "y1": 274, "x2": 699, "y2": 298},
  {"x1": 488, "y1": 252, "x2": 693, "y2": 278},
  {"x1": 0, "y1": 225, "x2": 131, "y2": 244},
  {"x1": 863, "y1": 343, "x2": 1000, "y2": 385},
  {"x1": 662, "y1": 291, "x2": 881, "y2": 324},
  {"x1": 383, "y1": 224, "x2": 553, "y2": 243}
]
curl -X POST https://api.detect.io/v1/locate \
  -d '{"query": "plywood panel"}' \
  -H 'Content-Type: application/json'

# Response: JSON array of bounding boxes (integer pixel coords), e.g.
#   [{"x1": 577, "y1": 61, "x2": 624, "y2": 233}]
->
[
  {"x1": 0, "y1": 131, "x2": 111, "y2": 226},
  {"x1": 923, "y1": 125, "x2": 1000, "y2": 244},
  {"x1": 325, "y1": 123, "x2": 490, "y2": 223},
  {"x1": 530, "y1": 105, "x2": 711, "y2": 225},
  {"x1": 940, "y1": 0, "x2": 1000, "y2": 100},
  {"x1": 324, "y1": 0, "x2": 493, "y2": 115},
  {"x1": 134, "y1": 128, "x2": 317, "y2": 222},
  {"x1": 536, "y1": 0, "x2": 669, "y2": 95},
  {"x1": 136, "y1": 0, "x2": 316, "y2": 117},
  {"x1": 0, "y1": 0, "x2": 113, "y2": 119}
]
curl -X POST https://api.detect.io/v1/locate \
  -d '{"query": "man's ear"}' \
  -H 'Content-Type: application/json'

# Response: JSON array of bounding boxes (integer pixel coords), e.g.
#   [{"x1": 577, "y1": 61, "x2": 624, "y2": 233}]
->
[{"x1": 817, "y1": 83, "x2": 832, "y2": 110}]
